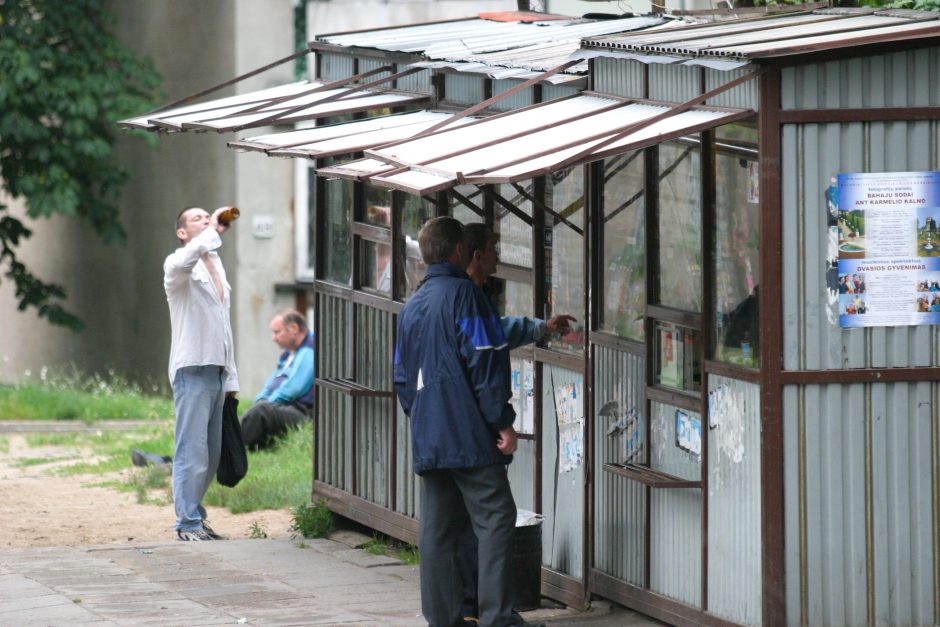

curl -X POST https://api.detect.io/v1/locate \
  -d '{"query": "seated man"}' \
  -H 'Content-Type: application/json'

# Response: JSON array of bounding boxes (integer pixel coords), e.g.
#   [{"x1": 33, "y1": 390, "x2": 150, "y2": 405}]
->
[{"x1": 241, "y1": 309, "x2": 314, "y2": 449}]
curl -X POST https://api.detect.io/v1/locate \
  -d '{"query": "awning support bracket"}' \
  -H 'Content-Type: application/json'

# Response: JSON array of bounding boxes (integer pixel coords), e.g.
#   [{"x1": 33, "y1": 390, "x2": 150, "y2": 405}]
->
[
  {"x1": 482, "y1": 186, "x2": 535, "y2": 227},
  {"x1": 142, "y1": 46, "x2": 314, "y2": 118},
  {"x1": 244, "y1": 66, "x2": 425, "y2": 130},
  {"x1": 509, "y1": 183, "x2": 581, "y2": 235}
]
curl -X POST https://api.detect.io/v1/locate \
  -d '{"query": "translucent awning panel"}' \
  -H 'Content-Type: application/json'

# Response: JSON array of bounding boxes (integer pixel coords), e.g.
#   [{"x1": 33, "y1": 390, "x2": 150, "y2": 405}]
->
[
  {"x1": 315, "y1": 158, "x2": 399, "y2": 182},
  {"x1": 228, "y1": 110, "x2": 474, "y2": 159},
  {"x1": 365, "y1": 94, "x2": 752, "y2": 195},
  {"x1": 119, "y1": 81, "x2": 429, "y2": 133},
  {"x1": 118, "y1": 81, "x2": 316, "y2": 130}
]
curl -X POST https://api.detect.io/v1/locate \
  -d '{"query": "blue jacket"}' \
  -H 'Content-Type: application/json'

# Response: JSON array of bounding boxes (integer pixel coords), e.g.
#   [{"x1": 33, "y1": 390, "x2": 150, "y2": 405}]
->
[
  {"x1": 394, "y1": 262, "x2": 516, "y2": 474},
  {"x1": 502, "y1": 316, "x2": 544, "y2": 350},
  {"x1": 256, "y1": 331, "x2": 315, "y2": 409}
]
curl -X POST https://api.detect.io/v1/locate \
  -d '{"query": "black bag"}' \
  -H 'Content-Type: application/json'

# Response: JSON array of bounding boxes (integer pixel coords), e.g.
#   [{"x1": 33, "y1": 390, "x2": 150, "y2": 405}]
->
[{"x1": 217, "y1": 395, "x2": 248, "y2": 487}]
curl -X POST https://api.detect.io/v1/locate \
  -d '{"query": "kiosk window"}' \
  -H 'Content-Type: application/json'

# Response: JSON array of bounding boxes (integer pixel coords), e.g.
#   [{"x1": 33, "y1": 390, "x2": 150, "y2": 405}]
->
[
  {"x1": 600, "y1": 152, "x2": 646, "y2": 341},
  {"x1": 360, "y1": 240, "x2": 391, "y2": 294},
  {"x1": 495, "y1": 183, "x2": 533, "y2": 268},
  {"x1": 399, "y1": 194, "x2": 432, "y2": 299},
  {"x1": 713, "y1": 125, "x2": 760, "y2": 367},
  {"x1": 545, "y1": 166, "x2": 585, "y2": 352},
  {"x1": 654, "y1": 321, "x2": 700, "y2": 392},
  {"x1": 657, "y1": 142, "x2": 702, "y2": 312},
  {"x1": 322, "y1": 173, "x2": 353, "y2": 286}
]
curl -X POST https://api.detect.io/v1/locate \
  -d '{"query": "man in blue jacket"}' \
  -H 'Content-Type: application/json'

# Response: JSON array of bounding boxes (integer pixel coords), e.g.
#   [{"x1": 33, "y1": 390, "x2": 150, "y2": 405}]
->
[
  {"x1": 394, "y1": 217, "x2": 519, "y2": 627},
  {"x1": 458, "y1": 223, "x2": 575, "y2": 624},
  {"x1": 240, "y1": 309, "x2": 314, "y2": 449}
]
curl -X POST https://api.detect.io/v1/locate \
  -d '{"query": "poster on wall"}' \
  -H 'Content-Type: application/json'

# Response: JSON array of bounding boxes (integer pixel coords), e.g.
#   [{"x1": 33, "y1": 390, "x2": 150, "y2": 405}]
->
[
  {"x1": 554, "y1": 380, "x2": 584, "y2": 473},
  {"x1": 834, "y1": 170, "x2": 940, "y2": 328},
  {"x1": 509, "y1": 357, "x2": 534, "y2": 434}
]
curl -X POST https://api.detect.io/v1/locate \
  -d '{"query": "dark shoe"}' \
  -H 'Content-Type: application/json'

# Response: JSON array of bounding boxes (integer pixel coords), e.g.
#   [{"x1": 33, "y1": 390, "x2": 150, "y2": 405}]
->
[
  {"x1": 201, "y1": 521, "x2": 224, "y2": 540},
  {"x1": 176, "y1": 527, "x2": 214, "y2": 541},
  {"x1": 131, "y1": 449, "x2": 171, "y2": 467},
  {"x1": 509, "y1": 610, "x2": 543, "y2": 627}
]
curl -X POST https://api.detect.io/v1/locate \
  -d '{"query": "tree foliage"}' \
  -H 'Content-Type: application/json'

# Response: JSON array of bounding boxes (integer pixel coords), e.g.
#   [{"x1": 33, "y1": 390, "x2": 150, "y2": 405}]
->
[{"x1": 0, "y1": 0, "x2": 161, "y2": 330}]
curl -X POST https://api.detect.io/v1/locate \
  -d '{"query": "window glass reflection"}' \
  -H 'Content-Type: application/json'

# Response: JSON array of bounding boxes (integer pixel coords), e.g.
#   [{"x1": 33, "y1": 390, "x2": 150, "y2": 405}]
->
[
  {"x1": 400, "y1": 194, "x2": 433, "y2": 299},
  {"x1": 657, "y1": 142, "x2": 701, "y2": 312},
  {"x1": 545, "y1": 166, "x2": 585, "y2": 352},
  {"x1": 323, "y1": 173, "x2": 353, "y2": 286},
  {"x1": 495, "y1": 183, "x2": 533, "y2": 268},
  {"x1": 713, "y1": 125, "x2": 759, "y2": 367},
  {"x1": 600, "y1": 152, "x2": 645, "y2": 340}
]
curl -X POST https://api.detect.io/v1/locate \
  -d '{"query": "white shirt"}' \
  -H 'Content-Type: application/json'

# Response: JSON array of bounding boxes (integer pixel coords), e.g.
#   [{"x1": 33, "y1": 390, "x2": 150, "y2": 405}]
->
[{"x1": 164, "y1": 227, "x2": 239, "y2": 392}]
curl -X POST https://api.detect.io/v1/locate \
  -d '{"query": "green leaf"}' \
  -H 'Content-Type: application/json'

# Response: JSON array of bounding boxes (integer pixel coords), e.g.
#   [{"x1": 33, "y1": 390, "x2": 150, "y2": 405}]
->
[{"x1": 0, "y1": 0, "x2": 162, "y2": 330}]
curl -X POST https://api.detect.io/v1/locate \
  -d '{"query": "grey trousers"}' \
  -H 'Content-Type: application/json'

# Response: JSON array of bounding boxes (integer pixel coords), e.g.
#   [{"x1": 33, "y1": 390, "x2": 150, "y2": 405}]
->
[
  {"x1": 240, "y1": 400, "x2": 308, "y2": 449},
  {"x1": 419, "y1": 465, "x2": 516, "y2": 627}
]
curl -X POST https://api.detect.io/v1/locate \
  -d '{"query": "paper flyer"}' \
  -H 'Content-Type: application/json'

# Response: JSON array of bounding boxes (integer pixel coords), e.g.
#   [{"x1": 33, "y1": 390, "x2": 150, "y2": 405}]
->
[{"x1": 834, "y1": 171, "x2": 940, "y2": 328}]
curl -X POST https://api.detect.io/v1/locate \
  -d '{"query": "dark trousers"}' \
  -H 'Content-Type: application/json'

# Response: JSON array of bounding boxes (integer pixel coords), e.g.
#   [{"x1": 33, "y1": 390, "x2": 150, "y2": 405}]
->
[
  {"x1": 419, "y1": 465, "x2": 516, "y2": 627},
  {"x1": 240, "y1": 400, "x2": 308, "y2": 449}
]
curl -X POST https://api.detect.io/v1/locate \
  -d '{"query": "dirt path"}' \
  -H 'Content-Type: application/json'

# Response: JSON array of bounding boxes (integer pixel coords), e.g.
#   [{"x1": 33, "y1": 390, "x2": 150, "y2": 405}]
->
[{"x1": 0, "y1": 433, "x2": 294, "y2": 548}]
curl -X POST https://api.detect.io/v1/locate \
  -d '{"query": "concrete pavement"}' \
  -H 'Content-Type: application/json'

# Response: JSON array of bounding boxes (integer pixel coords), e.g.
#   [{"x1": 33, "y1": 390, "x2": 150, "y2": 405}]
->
[{"x1": 0, "y1": 531, "x2": 664, "y2": 626}]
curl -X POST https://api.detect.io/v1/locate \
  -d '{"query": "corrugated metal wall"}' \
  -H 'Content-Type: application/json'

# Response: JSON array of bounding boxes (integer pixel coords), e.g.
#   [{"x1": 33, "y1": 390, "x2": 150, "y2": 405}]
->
[
  {"x1": 593, "y1": 345, "x2": 646, "y2": 586},
  {"x1": 357, "y1": 55, "x2": 390, "y2": 80},
  {"x1": 491, "y1": 79, "x2": 534, "y2": 112},
  {"x1": 781, "y1": 61, "x2": 940, "y2": 625},
  {"x1": 648, "y1": 64, "x2": 699, "y2": 105},
  {"x1": 782, "y1": 120, "x2": 940, "y2": 371},
  {"x1": 318, "y1": 52, "x2": 355, "y2": 82},
  {"x1": 592, "y1": 57, "x2": 645, "y2": 99},
  {"x1": 394, "y1": 401, "x2": 420, "y2": 518},
  {"x1": 508, "y1": 438, "x2": 537, "y2": 513},
  {"x1": 649, "y1": 401, "x2": 701, "y2": 607},
  {"x1": 707, "y1": 376, "x2": 762, "y2": 626},
  {"x1": 396, "y1": 64, "x2": 433, "y2": 95},
  {"x1": 541, "y1": 365, "x2": 585, "y2": 578},
  {"x1": 354, "y1": 304, "x2": 393, "y2": 507},
  {"x1": 443, "y1": 73, "x2": 484, "y2": 107},
  {"x1": 705, "y1": 67, "x2": 758, "y2": 111},
  {"x1": 783, "y1": 382, "x2": 939, "y2": 627},
  {"x1": 542, "y1": 83, "x2": 581, "y2": 102},
  {"x1": 316, "y1": 292, "x2": 353, "y2": 491},
  {"x1": 781, "y1": 47, "x2": 940, "y2": 110}
]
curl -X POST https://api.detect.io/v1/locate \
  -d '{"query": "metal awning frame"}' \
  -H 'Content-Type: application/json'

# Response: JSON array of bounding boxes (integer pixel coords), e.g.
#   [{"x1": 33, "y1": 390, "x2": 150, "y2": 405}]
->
[
  {"x1": 354, "y1": 67, "x2": 762, "y2": 196},
  {"x1": 120, "y1": 46, "x2": 430, "y2": 134}
]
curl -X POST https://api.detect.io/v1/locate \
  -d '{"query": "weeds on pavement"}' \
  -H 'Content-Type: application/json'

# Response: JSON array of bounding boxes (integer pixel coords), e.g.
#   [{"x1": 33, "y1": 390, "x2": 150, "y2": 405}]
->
[
  {"x1": 290, "y1": 499, "x2": 334, "y2": 538},
  {"x1": 249, "y1": 521, "x2": 269, "y2": 539}
]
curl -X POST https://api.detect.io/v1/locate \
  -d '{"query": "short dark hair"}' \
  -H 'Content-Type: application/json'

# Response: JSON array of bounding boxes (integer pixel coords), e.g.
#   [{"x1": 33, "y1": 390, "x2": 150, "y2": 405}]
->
[
  {"x1": 463, "y1": 222, "x2": 497, "y2": 261},
  {"x1": 275, "y1": 308, "x2": 307, "y2": 332},
  {"x1": 176, "y1": 206, "x2": 200, "y2": 231},
  {"x1": 418, "y1": 216, "x2": 464, "y2": 264}
]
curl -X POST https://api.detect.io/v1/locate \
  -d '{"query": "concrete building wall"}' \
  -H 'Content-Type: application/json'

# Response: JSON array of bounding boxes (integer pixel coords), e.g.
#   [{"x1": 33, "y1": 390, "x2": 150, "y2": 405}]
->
[
  {"x1": 308, "y1": 0, "x2": 515, "y2": 34},
  {"x1": 0, "y1": 0, "x2": 295, "y2": 397}
]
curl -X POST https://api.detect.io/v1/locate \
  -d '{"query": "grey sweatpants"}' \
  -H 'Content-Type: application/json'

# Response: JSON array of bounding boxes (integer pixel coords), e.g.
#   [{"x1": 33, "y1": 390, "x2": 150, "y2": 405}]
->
[{"x1": 419, "y1": 465, "x2": 516, "y2": 627}]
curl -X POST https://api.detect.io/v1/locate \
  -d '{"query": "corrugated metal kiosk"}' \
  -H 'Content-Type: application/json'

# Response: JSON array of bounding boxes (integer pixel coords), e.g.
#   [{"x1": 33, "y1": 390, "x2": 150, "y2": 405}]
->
[{"x1": 122, "y1": 8, "x2": 940, "y2": 627}]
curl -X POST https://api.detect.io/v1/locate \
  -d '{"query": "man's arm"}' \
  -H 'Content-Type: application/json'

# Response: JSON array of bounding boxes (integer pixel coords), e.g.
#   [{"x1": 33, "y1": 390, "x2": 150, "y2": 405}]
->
[
  {"x1": 457, "y1": 285, "x2": 515, "y2": 432},
  {"x1": 163, "y1": 228, "x2": 221, "y2": 292},
  {"x1": 268, "y1": 347, "x2": 314, "y2": 404},
  {"x1": 501, "y1": 314, "x2": 576, "y2": 350},
  {"x1": 255, "y1": 369, "x2": 278, "y2": 403}
]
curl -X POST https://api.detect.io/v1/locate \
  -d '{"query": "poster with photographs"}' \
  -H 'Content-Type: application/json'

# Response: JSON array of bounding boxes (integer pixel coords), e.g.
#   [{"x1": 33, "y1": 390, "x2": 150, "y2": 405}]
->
[{"x1": 835, "y1": 171, "x2": 940, "y2": 328}]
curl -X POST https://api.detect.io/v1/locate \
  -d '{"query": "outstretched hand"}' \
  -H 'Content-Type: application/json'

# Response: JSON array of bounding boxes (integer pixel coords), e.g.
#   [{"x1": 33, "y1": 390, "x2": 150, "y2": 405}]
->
[{"x1": 546, "y1": 314, "x2": 577, "y2": 335}]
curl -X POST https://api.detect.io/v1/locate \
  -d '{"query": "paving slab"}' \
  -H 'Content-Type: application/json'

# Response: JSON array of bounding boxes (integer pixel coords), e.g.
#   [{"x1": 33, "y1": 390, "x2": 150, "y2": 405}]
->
[{"x1": 0, "y1": 536, "x2": 665, "y2": 626}]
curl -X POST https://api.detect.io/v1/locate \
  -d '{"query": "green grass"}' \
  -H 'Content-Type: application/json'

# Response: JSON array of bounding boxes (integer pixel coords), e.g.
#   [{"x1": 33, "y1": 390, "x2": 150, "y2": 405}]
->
[
  {"x1": 2, "y1": 375, "x2": 312, "y2": 516},
  {"x1": 0, "y1": 368, "x2": 174, "y2": 422},
  {"x1": 0, "y1": 436, "x2": 8, "y2": 453},
  {"x1": 290, "y1": 498, "x2": 335, "y2": 539},
  {"x1": 361, "y1": 533, "x2": 388, "y2": 556},
  {"x1": 204, "y1": 423, "x2": 312, "y2": 513}
]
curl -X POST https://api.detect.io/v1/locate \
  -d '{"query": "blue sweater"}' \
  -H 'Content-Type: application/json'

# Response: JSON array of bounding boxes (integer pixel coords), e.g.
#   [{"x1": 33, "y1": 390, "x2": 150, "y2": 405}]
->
[
  {"x1": 394, "y1": 262, "x2": 515, "y2": 474},
  {"x1": 255, "y1": 331, "x2": 315, "y2": 409}
]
